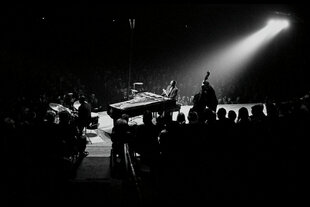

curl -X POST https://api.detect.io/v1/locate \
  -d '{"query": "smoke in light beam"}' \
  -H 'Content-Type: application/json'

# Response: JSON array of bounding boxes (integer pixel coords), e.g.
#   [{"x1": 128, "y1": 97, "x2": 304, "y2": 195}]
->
[{"x1": 206, "y1": 18, "x2": 290, "y2": 82}]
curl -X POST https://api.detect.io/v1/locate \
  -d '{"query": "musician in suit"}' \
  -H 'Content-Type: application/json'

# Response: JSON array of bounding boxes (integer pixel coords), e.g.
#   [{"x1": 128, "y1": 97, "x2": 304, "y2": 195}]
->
[
  {"x1": 77, "y1": 95, "x2": 91, "y2": 157},
  {"x1": 162, "y1": 80, "x2": 179, "y2": 101},
  {"x1": 192, "y1": 71, "x2": 218, "y2": 122},
  {"x1": 77, "y1": 96, "x2": 92, "y2": 130},
  {"x1": 161, "y1": 80, "x2": 179, "y2": 122}
]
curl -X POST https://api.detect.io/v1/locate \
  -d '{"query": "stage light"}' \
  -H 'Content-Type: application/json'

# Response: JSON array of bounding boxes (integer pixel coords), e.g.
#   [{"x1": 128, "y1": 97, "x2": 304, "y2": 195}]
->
[
  {"x1": 282, "y1": 20, "x2": 290, "y2": 29},
  {"x1": 267, "y1": 19, "x2": 290, "y2": 31},
  {"x1": 189, "y1": 16, "x2": 291, "y2": 92}
]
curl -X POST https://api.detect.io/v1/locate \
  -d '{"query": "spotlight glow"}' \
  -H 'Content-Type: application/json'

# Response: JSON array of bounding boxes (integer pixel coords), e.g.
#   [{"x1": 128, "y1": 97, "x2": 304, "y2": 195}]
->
[
  {"x1": 207, "y1": 24, "x2": 281, "y2": 78},
  {"x1": 267, "y1": 19, "x2": 290, "y2": 30},
  {"x1": 192, "y1": 17, "x2": 290, "y2": 92}
]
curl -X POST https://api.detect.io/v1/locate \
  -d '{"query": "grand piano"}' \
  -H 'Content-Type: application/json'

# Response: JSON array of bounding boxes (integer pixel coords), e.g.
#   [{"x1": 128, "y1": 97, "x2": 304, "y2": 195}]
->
[{"x1": 107, "y1": 92, "x2": 181, "y2": 120}]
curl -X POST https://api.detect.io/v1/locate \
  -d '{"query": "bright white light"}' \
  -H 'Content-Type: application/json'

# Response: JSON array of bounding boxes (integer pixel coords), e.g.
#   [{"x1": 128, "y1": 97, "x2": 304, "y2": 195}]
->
[
  {"x1": 193, "y1": 17, "x2": 291, "y2": 88},
  {"x1": 280, "y1": 20, "x2": 289, "y2": 29},
  {"x1": 207, "y1": 25, "x2": 277, "y2": 76},
  {"x1": 267, "y1": 19, "x2": 290, "y2": 30}
]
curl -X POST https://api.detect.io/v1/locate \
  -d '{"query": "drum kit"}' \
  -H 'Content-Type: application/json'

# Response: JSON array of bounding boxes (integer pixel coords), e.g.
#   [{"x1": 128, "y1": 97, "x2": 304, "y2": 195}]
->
[
  {"x1": 49, "y1": 102, "x2": 99, "y2": 126},
  {"x1": 72, "y1": 100, "x2": 99, "y2": 117},
  {"x1": 49, "y1": 103, "x2": 75, "y2": 123},
  {"x1": 49, "y1": 103, "x2": 72, "y2": 114}
]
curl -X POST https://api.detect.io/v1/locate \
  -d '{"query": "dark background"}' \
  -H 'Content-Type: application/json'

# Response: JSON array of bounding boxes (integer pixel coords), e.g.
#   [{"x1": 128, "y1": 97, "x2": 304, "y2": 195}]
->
[{"x1": 0, "y1": 3, "x2": 309, "y2": 103}]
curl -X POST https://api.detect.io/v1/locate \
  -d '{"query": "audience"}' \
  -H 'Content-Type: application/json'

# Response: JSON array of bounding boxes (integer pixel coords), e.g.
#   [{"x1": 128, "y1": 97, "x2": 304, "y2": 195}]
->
[
  {"x1": 2, "y1": 58, "x2": 305, "y2": 202},
  {"x1": 134, "y1": 110, "x2": 161, "y2": 172},
  {"x1": 176, "y1": 112, "x2": 186, "y2": 125},
  {"x1": 228, "y1": 110, "x2": 237, "y2": 125}
]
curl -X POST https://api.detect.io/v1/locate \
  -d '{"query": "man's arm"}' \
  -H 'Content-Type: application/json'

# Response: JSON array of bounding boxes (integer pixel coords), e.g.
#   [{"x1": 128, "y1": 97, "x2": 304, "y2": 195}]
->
[
  {"x1": 162, "y1": 88, "x2": 168, "y2": 96},
  {"x1": 169, "y1": 88, "x2": 178, "y2": 100}
]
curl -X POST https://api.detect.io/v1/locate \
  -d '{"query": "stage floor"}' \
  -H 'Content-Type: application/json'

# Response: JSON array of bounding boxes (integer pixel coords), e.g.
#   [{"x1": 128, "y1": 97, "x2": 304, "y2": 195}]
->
[{"x1": 85, "y1": 103, "x2": 264, "y2": 157}]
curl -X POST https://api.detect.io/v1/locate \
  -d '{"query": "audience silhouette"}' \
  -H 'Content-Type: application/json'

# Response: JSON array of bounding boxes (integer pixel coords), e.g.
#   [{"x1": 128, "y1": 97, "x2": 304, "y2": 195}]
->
[{"x1": 2, "y1": 70, "x2": 304, "y2": 202}]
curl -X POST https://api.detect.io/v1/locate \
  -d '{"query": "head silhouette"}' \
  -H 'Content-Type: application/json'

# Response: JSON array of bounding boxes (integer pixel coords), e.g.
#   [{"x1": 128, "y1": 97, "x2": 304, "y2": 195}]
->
[
  {"x1": 177, "y1": 112, "x2": 186, "y2": 124},
  {"x1": 79, "y1": 95, "x2": 86, "y2": 104},
  {"x1": 188, "y1": 110, "x2": 198, "y2": 123},
  {"x1": 217, "y1": 108, "x2": 227, "y2": 120},
  {"x1": 238, "y1": 107, "x2": 249, "y2": 121},
  {"x1": 170, "y1": 80, "x2": 176, "y2": 87},
  {"x1": 228, "y1": 110, "x2": 237, "y2": 122}
]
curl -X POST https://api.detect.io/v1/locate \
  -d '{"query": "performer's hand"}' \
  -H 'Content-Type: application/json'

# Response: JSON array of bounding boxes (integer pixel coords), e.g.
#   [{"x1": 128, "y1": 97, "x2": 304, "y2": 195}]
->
[{"x1": 162, "y1": 89, "x2": 167, "y2": 96}]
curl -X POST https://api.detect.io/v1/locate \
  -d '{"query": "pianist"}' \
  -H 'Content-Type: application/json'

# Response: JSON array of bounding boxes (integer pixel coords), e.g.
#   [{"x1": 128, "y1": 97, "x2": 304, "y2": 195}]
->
[
  {"x1": 162, "y1": 80, "x2": 179, "y2": 101},
  {"x1": 161, "y1": 80, "x2": 179, "y2": 121}
]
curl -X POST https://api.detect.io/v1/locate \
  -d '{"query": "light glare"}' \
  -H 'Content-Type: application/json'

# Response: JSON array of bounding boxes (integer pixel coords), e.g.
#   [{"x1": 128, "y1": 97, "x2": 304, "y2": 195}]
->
[
  {"x1": 199, "y1": 17, "x2": 290, "y2": 88},
  {"x1": 282, "y1": 20, "x2": 289, "y2": 29},
  {"x1": 267, "y1": 19, "x2": 290, "y2": 30}
]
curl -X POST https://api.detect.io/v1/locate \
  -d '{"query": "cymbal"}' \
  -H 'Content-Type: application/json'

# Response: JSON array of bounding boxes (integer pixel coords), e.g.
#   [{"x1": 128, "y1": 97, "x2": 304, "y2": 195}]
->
[
  {"x1": 49, "y1": 103, "x2": 71, "y2": 113},
  {"x1": 49, "y1": 103, "x2": 62, "y2": 112}
]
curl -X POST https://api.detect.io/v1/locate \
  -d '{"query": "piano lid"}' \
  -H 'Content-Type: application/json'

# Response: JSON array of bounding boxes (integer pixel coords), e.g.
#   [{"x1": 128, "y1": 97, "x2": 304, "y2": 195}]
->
[{"x1": 110, "y1": 92, "x2": 171, "y2": 110}]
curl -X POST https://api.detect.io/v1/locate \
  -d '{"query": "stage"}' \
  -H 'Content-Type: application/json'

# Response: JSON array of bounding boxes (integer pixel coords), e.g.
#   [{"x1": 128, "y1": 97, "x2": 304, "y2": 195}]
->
[{"x1": 85, "y1": 103, "x2": 265, "y2": 157}]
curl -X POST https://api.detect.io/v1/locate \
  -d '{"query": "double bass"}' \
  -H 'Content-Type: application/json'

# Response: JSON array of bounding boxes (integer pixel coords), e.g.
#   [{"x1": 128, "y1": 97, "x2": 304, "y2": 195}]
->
[
  {"x1": 202, "y1": 71, "x2": 211, "y2": 91},
  {"x1": 192, "y1": 70, "x2": 218, "y2": 115}
]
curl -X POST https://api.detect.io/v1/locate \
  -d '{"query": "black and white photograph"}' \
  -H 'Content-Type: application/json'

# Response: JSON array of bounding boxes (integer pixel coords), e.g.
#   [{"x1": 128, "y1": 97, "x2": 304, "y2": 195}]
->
[{"x1": 2, "y1": 2, "x2": 307, "y2": 205}]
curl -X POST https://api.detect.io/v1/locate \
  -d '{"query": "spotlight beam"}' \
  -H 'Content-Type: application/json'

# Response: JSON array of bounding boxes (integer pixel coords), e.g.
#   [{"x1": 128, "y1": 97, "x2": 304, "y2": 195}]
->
[{"x1": 204, "y1": 18, "x2": 290, "y2": 84}]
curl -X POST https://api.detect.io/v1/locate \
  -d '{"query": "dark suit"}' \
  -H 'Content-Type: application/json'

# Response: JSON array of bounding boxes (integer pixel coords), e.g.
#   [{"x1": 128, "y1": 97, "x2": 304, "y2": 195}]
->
[
  {"x1": 163, "y1": 85, "x2": 179, "y2": 101},
  {"x1": 192, "y1": 85, "x2": 218, "y2": 122},
  {"x1": 78, "y1": 102, "x2": 92, "y2": 128},
  {"x1": 161, "y1": 84, "x2": 179, "y2": 122},
  {"x1": 77, "y1": 101, "x2": 91, "y2": 153}
]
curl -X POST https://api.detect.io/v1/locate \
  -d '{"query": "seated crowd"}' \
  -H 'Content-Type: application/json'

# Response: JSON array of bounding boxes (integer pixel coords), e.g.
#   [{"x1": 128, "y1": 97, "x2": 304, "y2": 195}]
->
[
  {"x1": 1, "y1": 69, "x2": 105, "y2": 195},
  {"x1": 1, "y1": 59, "x2": 308, "y2": 201},
  {"x1": 110, "y1": 92, "x2": 309, "y2": 201}
]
